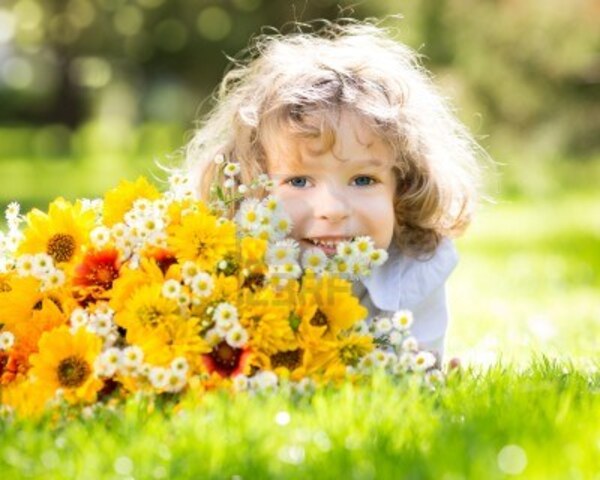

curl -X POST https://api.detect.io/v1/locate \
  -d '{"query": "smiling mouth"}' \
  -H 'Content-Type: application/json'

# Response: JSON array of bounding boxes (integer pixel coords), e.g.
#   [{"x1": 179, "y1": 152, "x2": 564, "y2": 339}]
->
[{"x1": 303, "y1": 237, "x2": 356, "y2": 248}]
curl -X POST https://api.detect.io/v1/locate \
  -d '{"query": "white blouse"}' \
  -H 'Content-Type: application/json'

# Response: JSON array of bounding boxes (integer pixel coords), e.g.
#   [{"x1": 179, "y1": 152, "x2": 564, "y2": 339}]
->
[{"x1": 353, "y1": 238, "x2": 459, "y2": 361}]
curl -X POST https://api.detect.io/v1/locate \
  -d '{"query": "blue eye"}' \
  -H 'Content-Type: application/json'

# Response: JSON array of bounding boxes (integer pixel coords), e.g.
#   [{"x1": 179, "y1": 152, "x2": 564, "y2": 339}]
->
[
  {"x1": 287, "y1": 177, "x2": 309, "y2": 188},
  {"x1": 352, "y1": 176, "x2": 376, "y2": 186}
]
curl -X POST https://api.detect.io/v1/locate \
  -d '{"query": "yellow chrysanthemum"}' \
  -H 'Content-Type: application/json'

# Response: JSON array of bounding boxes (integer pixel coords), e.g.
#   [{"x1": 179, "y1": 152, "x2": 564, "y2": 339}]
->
[
  {"x1": 1, "y1": 379, "x2": 48, "y2": 418},
  {"x1": 114, "y1": 283, "x2": 179, "y2": 331},
  {"x1": 18, "y1": 197, "x2": 95, "y2": 266},
  {"x1": 167, "y1": 199, "x2": 210, "y2": 227},
  {"x1": 0, "y1": 275, "x2": 71, "y2": 343},
  {"x1": 240, "y1": 288, "x2": 297, "y2": 356},
  {"x1": 295, "y1": 273, "x2": 367, "y2": 341},
  {"x1": 308, "y1": 334, "x2": 375, "y2": 381},
  {"x1": 102, "y1": 177, "x2": 160, "y2": 227},
  {"x1": 127, "y1": 317, "x2": 209, "y2": 368},
  {"x1": 110, "y1": 258, "x2": 173, "y2": 312},
  {"x1": 167, "y1": 210, "x2": 236, "y2": 271},
  {"x1": 30, "y1": 326, "x2": 103, "y2": 404}
]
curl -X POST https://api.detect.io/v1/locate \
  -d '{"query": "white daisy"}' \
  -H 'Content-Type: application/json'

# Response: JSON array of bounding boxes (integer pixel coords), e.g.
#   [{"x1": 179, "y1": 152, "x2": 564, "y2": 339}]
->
[
  {"x1": 412, "y1": 351, "x2": 437, "y2": 372},
  {"x1": 149, "y1": 367, "x2": 169, "y2": 390},
  {"x1": 190, "y1": 272, "x2": 214, "y2": 297},
  {"x1": 213, "y1": 153, "x2": 225, "y2": 165},
  {"x1": 236, "y1": 199, "x2": 261, "y2": 231},
  {"x1": 232, "y1": 375, "x2": 249, "y2": 392},
  {"x1": 171, "y1": 357, "x2": 189, "y2": 376},
  {"x1": 32, "y1": 253, "x2": 54, "y2": 277},
  {"x1": 425, "y1": 368, "x2": 445, "y2": 388},
  {"x1": 90, "y1": 226, "x2": 111, "y2": 248},
  {"x1": 223, "y1": 162, "x2": 240, "y2": 177},
  {"x1": 42, "y1": 269, "x2": 66, "y2": 291},
  {"x1": 392, "y1": 310, "x2": 414, "y2": 331},
  {"x1": 301, "y1": 248, "x2": 328, "y2": 273},
  {"x1": 16, "y1": 254, "x2": 34, "y2": 276},
  {"x1": 161, "y1": 279, "x2": 181, "y2": 299},
  {"x1": 389, "y1": 330, "x2": 404, "y2": 346},
  {"x1": 164, "y1": 370, "x2": 187, "y2": 393},
  {"x1": 251, "y1": 371, "x2": 278, "y2": 391},
  {"x1": 213, "y1": 302, "x2": 238, "y2": 324},
  {"x1": 225, "y1": 326, "x2": 248, "y2": 348},
  {"x1": 369, "y1": 249, "x2": 388, "y2": 267},
  {"x1": 0, "y1": 331, "x2": 15, "y2": 350},
  {"x1": 402, "y1": 336, "x2": 419, "y2": 352},
  {"x1": 352, "y1": 236, "x2": 375, "y2": 256},
  {"x1": 181, "y1": 261, "x2": 200, "y2": 284},
  {"x1": 374, "y1": 317, "x2": 393, "y2": 335},
  {"x1": 266, "y1": 239, "x2": 299, "y2": 265},
  {"x1": 70, "y1": 308, "x2": 89, "y2": 330},
  {"x1": 122, "y1": 345, "x2": 144, "y2": 368}
]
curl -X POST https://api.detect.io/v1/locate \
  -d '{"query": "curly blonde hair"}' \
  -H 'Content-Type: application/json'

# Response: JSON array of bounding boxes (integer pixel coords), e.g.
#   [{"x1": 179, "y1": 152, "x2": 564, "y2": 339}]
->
[{"x1": 183, "y1": 19, "x2": 483, "y2": 257}]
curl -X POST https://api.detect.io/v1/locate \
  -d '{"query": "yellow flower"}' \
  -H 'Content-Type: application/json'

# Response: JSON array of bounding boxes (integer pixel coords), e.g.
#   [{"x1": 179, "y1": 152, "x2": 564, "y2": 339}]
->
[
  {"x1": 240, "y1": 288, "x2": 297, "y2": 356},
  {"x1": 127, "y1": 317, "x2": 209, "y2": 368},
  {"x1": 0, "y1": 275, "x2": 71, "y2": 350},
  {"x1": 295, "y1": 273, "x2": 367, "y2": 340},
  {"x1": 1, "y1": 379, "x2": 48, "y2": 418},
  {"x1": 114, "y1": 283, "x2": 179, "y2": 331},
  {"x1": 102, "y1": 177, "x2": 160, "y2": 227},
  {"x1": 167, "y1": 210, "x2": 236, "y2": 271},
  {"x1": 30, "y1": 326, "x2": 103, "y2": 404},
  {"x1": 110, "y1": 258, "x2": 171, "y2": 312},
  {"x1": 18, "y1": 197, "x2": 95, "y2": 266}
]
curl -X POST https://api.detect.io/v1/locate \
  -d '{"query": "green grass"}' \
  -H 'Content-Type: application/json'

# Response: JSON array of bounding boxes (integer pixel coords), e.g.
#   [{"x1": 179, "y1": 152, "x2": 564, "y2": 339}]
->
[{"x1": 1, "y1": 361, "x2": 599, "y2": 479}]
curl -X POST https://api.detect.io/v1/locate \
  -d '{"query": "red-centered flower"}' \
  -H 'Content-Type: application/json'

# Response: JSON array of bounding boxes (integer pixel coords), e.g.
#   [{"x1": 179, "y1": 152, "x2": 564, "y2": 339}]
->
[
  {"x1": 146, "y1": 247, "x2": 177, "y2": 276},
  {"x1": 73, "y1": 248, "x2": 121, "y2": 299},
  {"x1": 202, "y1": 341, "x2": 252, "y2": 378}
]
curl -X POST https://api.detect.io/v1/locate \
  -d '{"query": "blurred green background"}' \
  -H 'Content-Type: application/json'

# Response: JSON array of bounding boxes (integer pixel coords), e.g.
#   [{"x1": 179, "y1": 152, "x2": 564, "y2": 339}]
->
[{"x1": 0, "y1": 0, "x2": 598, "y2": 365}]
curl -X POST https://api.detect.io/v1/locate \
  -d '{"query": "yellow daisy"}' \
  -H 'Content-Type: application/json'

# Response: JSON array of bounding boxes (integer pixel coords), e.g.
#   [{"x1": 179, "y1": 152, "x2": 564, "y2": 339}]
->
[
  {"x1": 239, "y1": 288, "x2": 297, "y2": 356},
  {"x1": 102, "y1": 177, "x2": 160, "y2": 227},
  {"x1": 110, "y1": 258, "x2": 171, "y2": 312},
  {"x1": 295, "y1": 273, "x2": 367, "y2": 341},
  {"x1": 127, "y1": 317, "x2": 210, "y2": 368},
  {"x1": 167, "y1": 210, "x2": 236, "y2": 271},
  {"x1": 18, "y1": 197, "x2": 96, "y2": 266},
  {"x1": 114, "y1": 283, "x2": 179, "y2": 331},
  {"x1": 30, "y1": 326, "x2": 103, "y2": 404}
]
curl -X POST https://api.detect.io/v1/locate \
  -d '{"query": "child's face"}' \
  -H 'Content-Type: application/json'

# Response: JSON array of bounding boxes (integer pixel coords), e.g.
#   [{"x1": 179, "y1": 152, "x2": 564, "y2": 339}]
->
[{"x1": 266, "y1": 111, "x2": 397, "y2": 256}]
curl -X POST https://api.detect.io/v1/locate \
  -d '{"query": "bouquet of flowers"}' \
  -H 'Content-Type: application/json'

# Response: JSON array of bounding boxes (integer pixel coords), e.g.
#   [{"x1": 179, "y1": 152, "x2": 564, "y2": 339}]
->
[{"x1": 0, "y1": 159, "x2": 442, "y2": 417}]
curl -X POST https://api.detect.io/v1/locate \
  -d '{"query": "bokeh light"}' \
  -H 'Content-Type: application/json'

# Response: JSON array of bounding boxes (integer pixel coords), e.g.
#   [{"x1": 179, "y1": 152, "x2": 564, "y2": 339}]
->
[
  {"x1": 1, "y1": 56, "x2": 33, "y2": 89},
  {"x1": 197, "y1": 7, "x2": 232, "y2": 42},
  {"x1": 113, "y1": 5, "x2": 144, "y2": 37},
  {"x1": 0, "y1": 9, "x2": 16, "y2": 44},
  {"x1": 232, "y1": 0, "x2": 263, "y2": 12},
  {"x1": 154, "y1": 19, "x2": 188, "y2": 52},
  {"x1": 69, "y1": 57, "x2": 112, "y2": 89}
]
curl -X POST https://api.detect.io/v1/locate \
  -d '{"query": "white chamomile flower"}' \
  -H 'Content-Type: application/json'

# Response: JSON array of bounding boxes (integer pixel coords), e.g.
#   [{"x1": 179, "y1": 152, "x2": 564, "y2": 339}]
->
[
  {"x1": 369, "y1": 249, "x2": 388, "y2": 267},
  {"x1": 32, "y1": 253, "x2": 54, "y2": 277},
  {"x1": 133, "y1": 198, "x2": 152, "y2": 214},
  {"x1": 42, "y1": 269, "x2": 65, "y2": 290},
  {"x1": 271, "y1": 215, "x2": 293, "y2": 238},
  {"x1": 161, "y1": 279, "x2": 181, "y2": 299},
  {"x1": 169, "y1": 172, "x2": 186, "y2": 186},
  {"x1": 16, "y1": 254, "x2": 34, "y2": 276},
  {"x1": 88, "y1": 314, "x2": 113, "y2": 337},
  {"x1": 359, "y1": 354, "x2": 376, "y2": 371},
  {"x1": 213, "y1": 153, "x2": 225, "y2": 165},
  {"x1": 372, "y1": 349, "x2": 389, "y2": 367},
  {"x1": 181, "y1": 261, "x2": 200, "y2": 283},
  {"x1": 149, "y1": 367, "x2": 169, "y2": 389},
  {"x1": 95, "y1": 348, "x2": 122, "y2": 377},
  {"x1": 111, "y1": 223, "x2": 128, "y2": 240},
  {"x1": 301, "y1": 248, "x2": 328, "y2": 273},
  {"x1": 353, "y1": 236, "x2": 375, "y2": 255},
  {"x1": 402, "y1": 336, "x2": 419, "y2": 352},
  {"x1": 190, "y1": 272, "x2": 214, "y2": 297},
  {"x1": 238, "y1": 184, "x2": 249, "y2": 195},
  {"x1": 5, "y1": 201, "x2": 20, "y2": 221},
  {"x1": 164, "y1": 370, "x2": 187, "y2": 392},
  {"x1": 122, "y1": 345, "x2": 144, "y2": 368},
  {"x1": 267, "y1": 239, "x2": 299, "y2": 265},
  {"x1": 140, "y1": 217, "x2": 164, "y2": 236},
  {"x1": 213, "y1": 302, "x2": 238, "y2": 324},
  {"x1": 223, "y1": 178, "x2": 235, "y2": 189},
  {"x1": 176, "y1": 291, "x2": 191, "y2": 307},
  {"x1": 70, "y1": 308, "x2": 89, "y2": 330},
  {"x1": 171, "y1": 357, "x2": 189, "y2": 375},
  {"x1": 223, "y1": 162, "x2": 241, "y2": 177},
  {"x1": 392, "y1": 310, "x2": 414, "y2": 331},
  {"x1": 0, "y1": 331, "x2": 15, "y2": 350},
  {"x1": 204, "y1": 328, "x2": 222, "y2": 346},
  {"x1": 375, "y1": 317, "x2": 393, "y2": 335},
  {"x1": 225, "y1": 326, "x2": 248, "y2": 348},
  {"x1": 90, "y1": 226, "x2": 111, "y2": 248},
  {"x1": 280, "y1": 262, "x2": 301, "y2": 279},
  {"x1": 336, "y1": 240, "x2": 355, "y2": 259},
  {"x1": 425, "y1": 368, "x2": 445, "y2": 388},
  {"x1": 237, "y1": 199, "x2": 261, "y2": 230},
  {"x1": 412, "y1": 351, "x2": 437, "y2": 372}
]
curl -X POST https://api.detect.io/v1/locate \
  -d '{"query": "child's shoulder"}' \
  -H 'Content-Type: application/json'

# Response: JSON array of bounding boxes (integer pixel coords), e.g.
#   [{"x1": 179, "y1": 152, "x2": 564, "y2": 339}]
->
[{"x1": 361, "y1": 238, "x2": 459, "y2": 310}]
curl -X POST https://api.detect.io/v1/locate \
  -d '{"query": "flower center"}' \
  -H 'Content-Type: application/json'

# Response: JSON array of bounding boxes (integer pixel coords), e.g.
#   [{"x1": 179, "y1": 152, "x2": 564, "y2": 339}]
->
[
  {"x1": 91, "y1": 265, "x2": 119, "y2": 290},
  {"x1": 57, "y1": 355, "x2": 91, "y2": 388},
  {"x1": 310, "y1": 309, "x2": 328, "y2": 327},
  {"x1": 136, "y1": 305, "x2": 163, "y2": 327},
  {"x1": 270, "y1": 349, "x2": 303, "y2": 370},
  {"x1": 340, "y1": 344, "x2": 362, "y2": 367},
  {"x1": 47, "y1": 233, "x2": 76, "y2": 263},
  {"x1": 210, "y1": 341, "x2": 242, "y2": 374},
  {"x1": 0, "y1": 280, "x2": 11, "y2": 293},
  {"x1": 242, "y1": 273, "x2": 265, "y2": 292}
]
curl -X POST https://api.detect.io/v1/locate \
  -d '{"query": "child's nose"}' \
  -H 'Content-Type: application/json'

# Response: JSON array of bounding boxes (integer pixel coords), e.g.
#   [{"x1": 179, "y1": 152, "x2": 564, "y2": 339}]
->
[{"x1": 313, "y1": 185, "x2": 351, "y2": 222}]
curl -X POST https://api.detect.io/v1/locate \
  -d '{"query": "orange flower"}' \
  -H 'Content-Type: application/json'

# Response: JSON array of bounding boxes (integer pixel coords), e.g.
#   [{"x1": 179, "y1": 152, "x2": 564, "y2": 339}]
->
[
  {"x1": 73, "y1": 248, "x2": 122, "y2": 303},
  {"x1": 202, "y1": 342, "x2": 252, "y2": 378}
]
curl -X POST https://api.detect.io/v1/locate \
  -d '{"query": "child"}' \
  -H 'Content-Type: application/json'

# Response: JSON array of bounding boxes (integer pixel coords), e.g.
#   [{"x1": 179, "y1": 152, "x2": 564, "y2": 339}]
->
[{"x1": 183, "y1": 20, "x2": 483, "y2": 363}]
